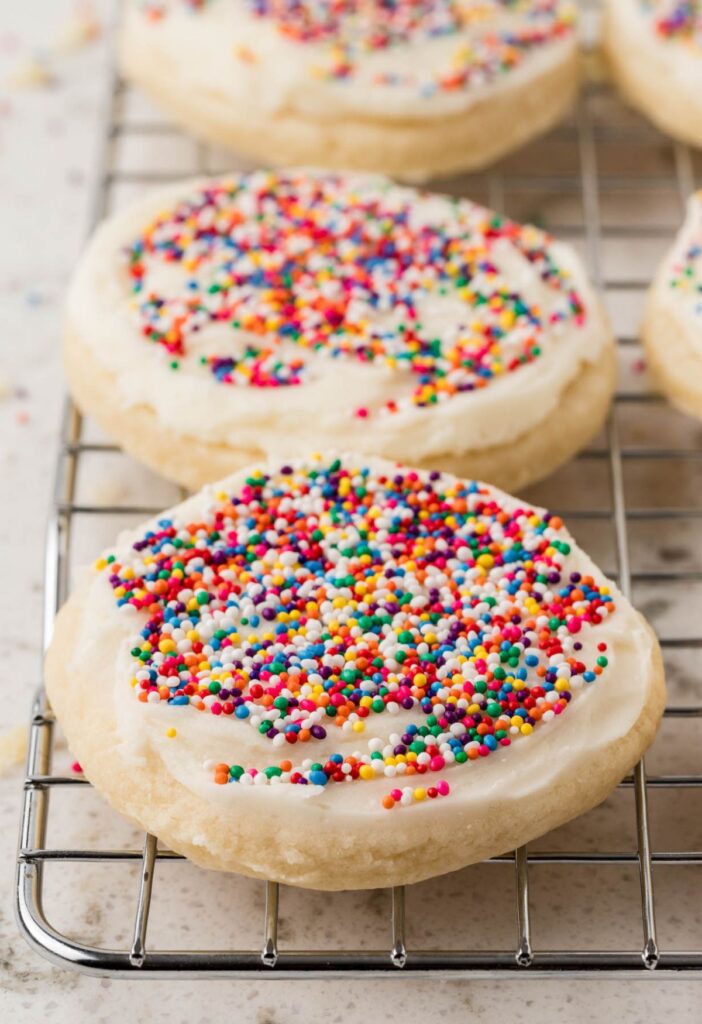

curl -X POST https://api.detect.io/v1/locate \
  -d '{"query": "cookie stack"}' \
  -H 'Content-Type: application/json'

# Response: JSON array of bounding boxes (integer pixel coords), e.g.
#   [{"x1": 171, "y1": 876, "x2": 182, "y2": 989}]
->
[{"x1": 47, "y1": 1, "x2": 681, "y2": 890}]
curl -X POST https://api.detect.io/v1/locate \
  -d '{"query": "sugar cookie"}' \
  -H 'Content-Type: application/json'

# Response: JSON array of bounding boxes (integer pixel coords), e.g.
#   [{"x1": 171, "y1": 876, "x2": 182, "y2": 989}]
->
[
  {"x1": 65, "y1": 170, "x2": 615, "y2": 491},
  {"x1": 643, "y1": 191, "x2": 702, "y2": 419},
  {"x1": 120, "y1": 0, "x2": 580, "y2": 180},
  {"x1": 604, "y1": 0, "x2": 702, "y2": 148},
  {"x1": 46, "y1": 454, "x2": 665, "y2": 890}
]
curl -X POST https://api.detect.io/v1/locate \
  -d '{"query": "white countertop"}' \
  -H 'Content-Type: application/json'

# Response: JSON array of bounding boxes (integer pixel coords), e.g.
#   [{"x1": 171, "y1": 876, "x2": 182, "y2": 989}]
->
[{"x1": 1, "y1": 1, "x2": 700, "y2": 1019}]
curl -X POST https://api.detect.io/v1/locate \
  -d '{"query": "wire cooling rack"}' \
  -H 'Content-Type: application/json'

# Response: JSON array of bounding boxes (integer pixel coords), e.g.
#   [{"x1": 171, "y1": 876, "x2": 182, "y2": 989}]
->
[{"x1": 15, "y1": 20, "x2": 702, "y2": 978}]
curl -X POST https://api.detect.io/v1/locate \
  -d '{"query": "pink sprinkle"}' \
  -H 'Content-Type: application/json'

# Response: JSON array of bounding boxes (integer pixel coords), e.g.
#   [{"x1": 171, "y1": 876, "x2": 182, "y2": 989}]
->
[{"x1": 437, "y1": 780, "x2": 450, "y2": 797}]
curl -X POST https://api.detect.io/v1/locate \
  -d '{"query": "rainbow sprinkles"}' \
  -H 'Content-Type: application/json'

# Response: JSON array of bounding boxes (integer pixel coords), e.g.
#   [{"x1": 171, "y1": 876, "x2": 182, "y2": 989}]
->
[
  {"x1": 139, "y1": 0, "x2": 578, "y2": 95},
  {"x1": 669, "y1": 193, "x2": 702, "y2": 317},
  {"x1": 125, "y1": 171, "x2": 587, "y2": 420},
  {"x1": 644, "y1": 0, "x2": 702, "y2": 47},
  {"x1": 99, "y1": 456, "x2": 614, "y2": 811}
]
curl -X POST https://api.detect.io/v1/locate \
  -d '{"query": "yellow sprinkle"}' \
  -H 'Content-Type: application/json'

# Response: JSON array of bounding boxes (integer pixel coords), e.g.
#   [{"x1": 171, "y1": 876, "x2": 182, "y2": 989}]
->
[
  {"x1": 165, "y1": 728, "x2": 177, "y2": 739},
  {"x1": 352, "y1": 721, "x2": 365, "y2": 733},
  {"x1": 359, "y1": 765, "x2": 374, "y2": 781},
  {"x1": 413, "y1": 788, "x2": 427, "y2": 802}
]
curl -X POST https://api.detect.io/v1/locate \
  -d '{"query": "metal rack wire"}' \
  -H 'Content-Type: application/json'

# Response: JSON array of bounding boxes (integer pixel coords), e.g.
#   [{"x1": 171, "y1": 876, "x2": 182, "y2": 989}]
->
[{"x1": 15, "y1": 34, "x2": 702, "y2": 977}]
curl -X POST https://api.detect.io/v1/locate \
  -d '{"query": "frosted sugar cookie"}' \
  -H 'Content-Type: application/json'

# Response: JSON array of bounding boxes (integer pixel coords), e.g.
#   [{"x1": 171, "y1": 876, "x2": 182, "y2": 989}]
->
[
  {"x1": 643, "y1": 191, "x2": 702, "y2": 419},
  {"x1": 65, "y1": 170, "x2": 615, "y2": 492},
  {"x1": 604, "y1": 0, "x2": 702, "y2": 148},
  {"x1": 120, "y1": 0, "x2": 580, "y2": 180},
  {"x1": 46, "y1": 454, "x2": 665, "y2": 889}
]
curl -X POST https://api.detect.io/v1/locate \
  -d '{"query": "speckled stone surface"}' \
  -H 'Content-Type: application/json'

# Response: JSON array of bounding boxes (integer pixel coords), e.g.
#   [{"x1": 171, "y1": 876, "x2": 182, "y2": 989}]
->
[{"x1": 1, "y1": 1, "x2": 701, "y2": 1020}]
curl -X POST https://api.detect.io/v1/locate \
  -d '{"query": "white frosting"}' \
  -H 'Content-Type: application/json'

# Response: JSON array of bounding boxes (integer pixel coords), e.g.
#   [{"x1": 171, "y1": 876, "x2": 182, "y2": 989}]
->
[
  {"x1": 123, "y1": 0, "x2": 578, "y2": 121},
  {"x1": 652, "y1": 191, "x2": 702, "y2": 356},
  {"x1": 608, "y1": 0, "x2": 702, "y2": 98},
  {"x1": 67, "y1": 456, "x2": 657, "y2": 821},
  {"x1": 67, "y1": 171, "x2": 610, "y2": 462}
]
